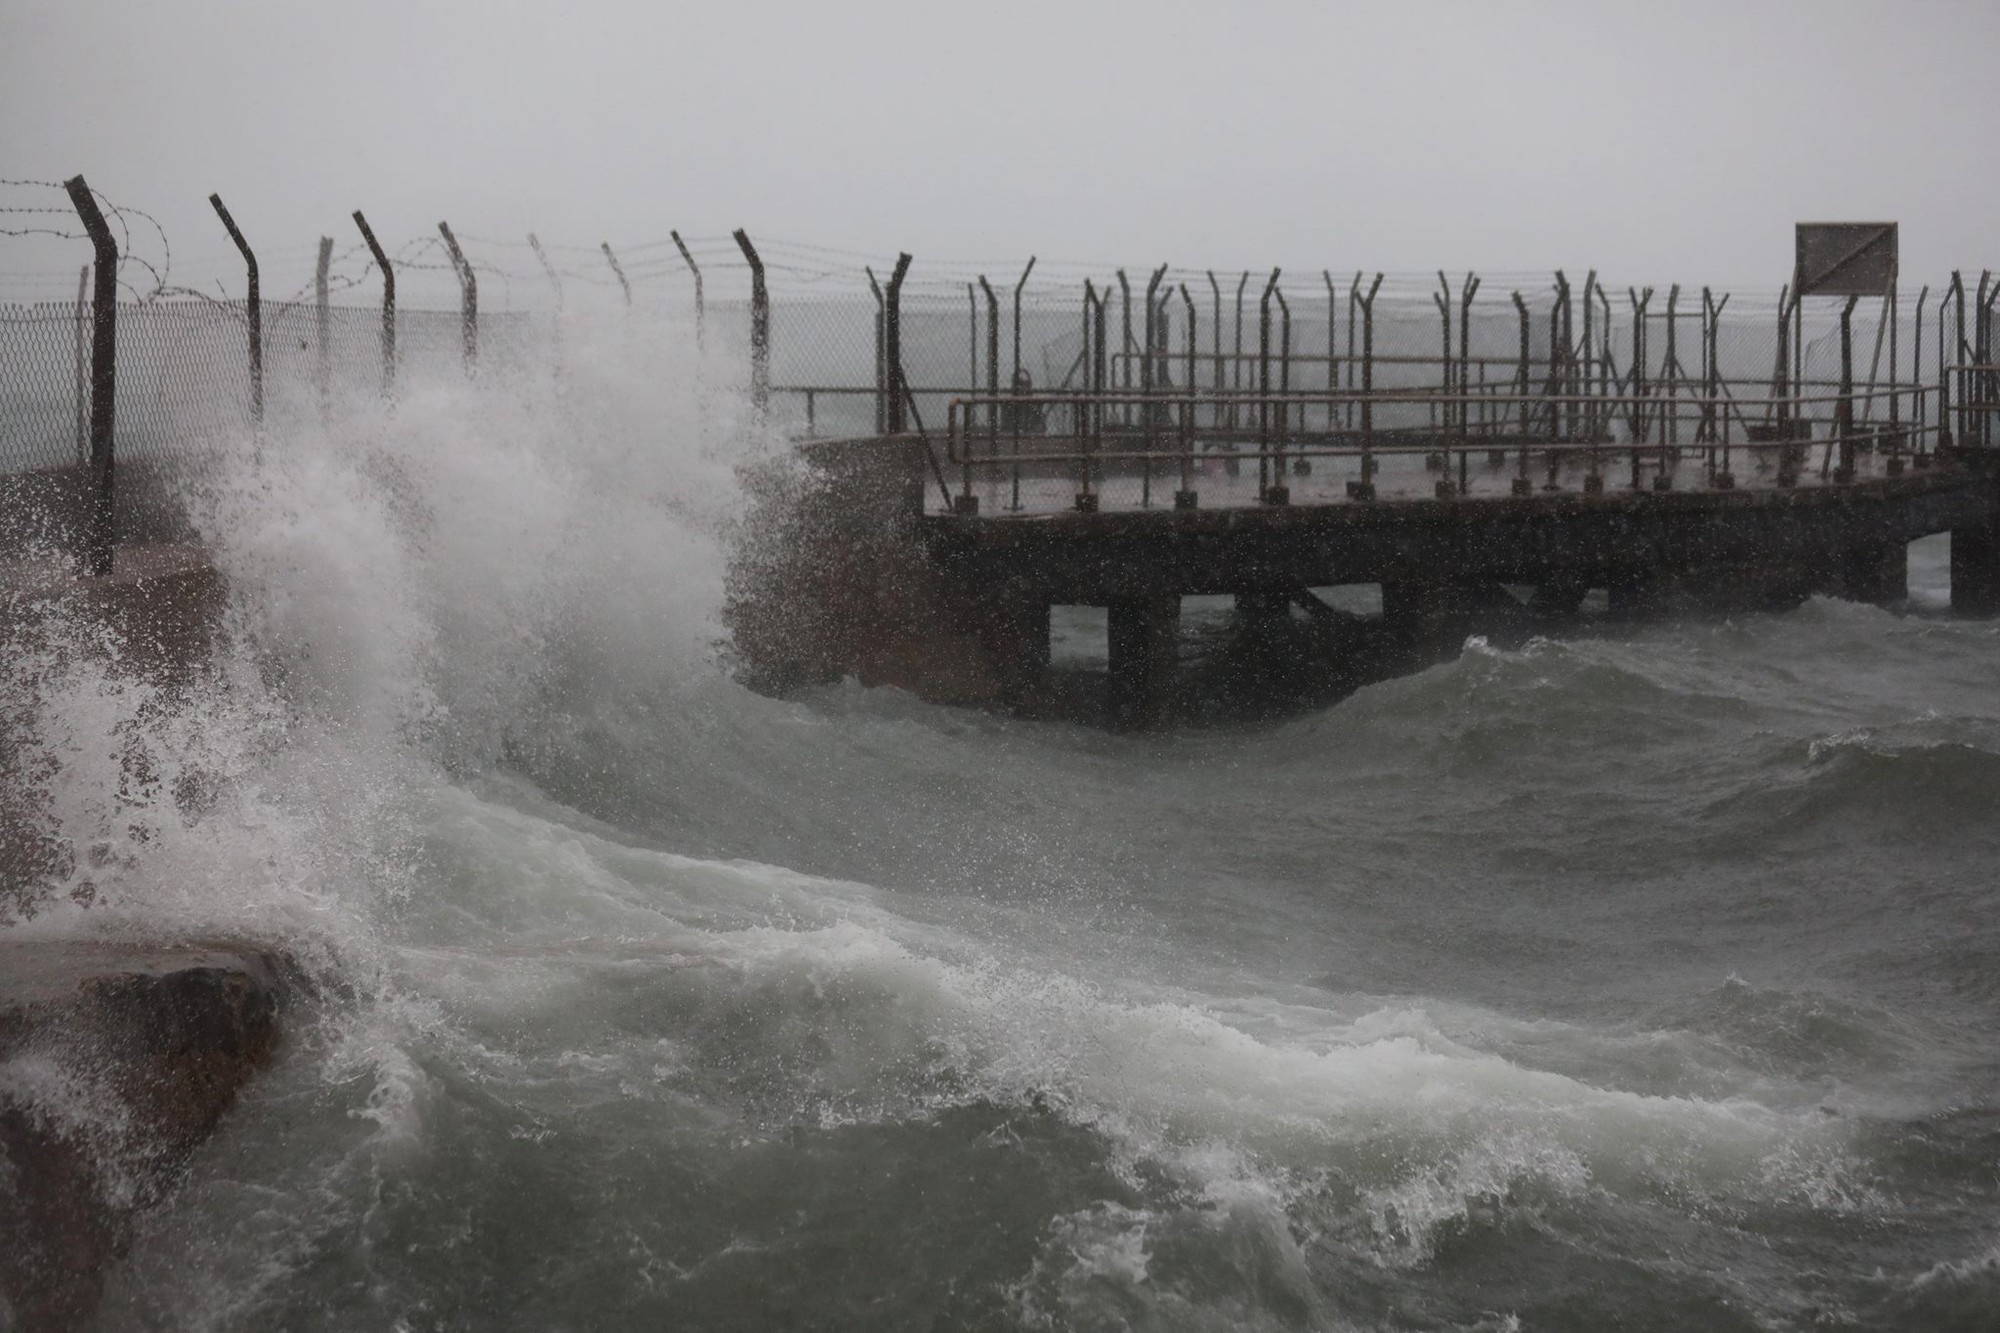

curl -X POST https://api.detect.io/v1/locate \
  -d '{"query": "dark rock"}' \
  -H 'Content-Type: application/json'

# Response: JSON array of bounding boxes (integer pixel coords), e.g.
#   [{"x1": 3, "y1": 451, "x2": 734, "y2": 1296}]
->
[{"x1": 0, "y1": 944, "x2": 292, "y2": 1331}]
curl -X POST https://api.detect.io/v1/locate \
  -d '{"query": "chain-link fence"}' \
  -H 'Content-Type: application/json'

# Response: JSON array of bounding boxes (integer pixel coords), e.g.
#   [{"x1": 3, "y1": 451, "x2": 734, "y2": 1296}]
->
[{"x1": 5, "y1": 196, "x2": 1996, "y2": 518}]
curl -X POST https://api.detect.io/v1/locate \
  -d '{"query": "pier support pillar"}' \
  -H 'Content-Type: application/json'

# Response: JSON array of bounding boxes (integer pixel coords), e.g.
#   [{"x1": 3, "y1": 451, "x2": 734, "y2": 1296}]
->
[
  {"x1": 1952, "y1": 523, "x2": 2000, "y2": 616},
  {"x1": 1838, "y1": 541, "x2": 1908, "y2": 607},
  {"x1": 1107, "y1": 594, "x2": 1179, "y2": 729},
  {"x1": 1382, "y1": 579, "x2": 1477, "y2": 652},
  {"x1": 1607, "y1": 570, "x2": 1664, "y2": 618},
  {"x1": 979, "y1": 585, "x2": 1050, "y2": 704}
]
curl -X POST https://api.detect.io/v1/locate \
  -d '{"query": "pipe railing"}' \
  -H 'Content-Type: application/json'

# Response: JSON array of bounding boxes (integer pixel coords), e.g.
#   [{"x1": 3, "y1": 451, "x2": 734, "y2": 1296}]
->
[{"x1": 933, "y1": 382, "x2": 1948, "y2": 514}]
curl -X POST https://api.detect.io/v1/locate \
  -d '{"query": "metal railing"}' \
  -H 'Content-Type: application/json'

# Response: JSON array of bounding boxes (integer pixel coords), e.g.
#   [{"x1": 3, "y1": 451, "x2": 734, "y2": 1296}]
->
[{"x1": 937, "y1": 381, "x2": 1950, "y2": 515}]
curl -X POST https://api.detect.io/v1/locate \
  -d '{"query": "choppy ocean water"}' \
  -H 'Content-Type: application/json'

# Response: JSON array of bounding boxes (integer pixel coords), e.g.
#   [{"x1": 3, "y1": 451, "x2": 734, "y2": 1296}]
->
[{"x1": 8, "y1": 319, "x2": 2000, "y2": 1332}]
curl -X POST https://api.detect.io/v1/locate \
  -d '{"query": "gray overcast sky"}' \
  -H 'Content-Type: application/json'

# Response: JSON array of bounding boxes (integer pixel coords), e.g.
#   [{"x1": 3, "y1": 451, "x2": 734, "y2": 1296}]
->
[{"x1": 5, "y1": 0, "x2": 1998, "y2": 293}]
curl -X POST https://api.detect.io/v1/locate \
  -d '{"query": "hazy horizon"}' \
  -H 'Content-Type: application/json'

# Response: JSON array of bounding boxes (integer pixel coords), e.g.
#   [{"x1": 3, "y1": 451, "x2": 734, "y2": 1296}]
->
[{"x1": 6, "y1": 0, "x2": 1998, "y2": 301}]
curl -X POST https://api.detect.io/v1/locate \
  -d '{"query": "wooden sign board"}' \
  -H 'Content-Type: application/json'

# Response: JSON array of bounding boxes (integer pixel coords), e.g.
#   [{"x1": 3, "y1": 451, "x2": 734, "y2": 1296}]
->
[{"x1": 1795, "y1": 223, "x2": 1898, "y2": 297}]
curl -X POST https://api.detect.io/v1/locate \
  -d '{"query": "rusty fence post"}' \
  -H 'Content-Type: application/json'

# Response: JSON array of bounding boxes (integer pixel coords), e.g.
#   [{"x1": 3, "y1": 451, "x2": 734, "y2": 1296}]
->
[
  {"x1": 1458, "y1": 272, "x2": 1479, "y2": 458},
  {"x1": 1142, "y1": 264, "x2": 1165, "y2": 465},
  {"x1": 1178, "y1": 282, "x2": 1197, "y2": 509},
  {"x1": 1628, "y1": 286, "x2": 1653, "y2": 485},
  {"x1": 529, "y1": 233, "x2": 563, "y2": 374},
  {"x1": 315, "y1": 236, "x2": 333, "y2": 416},
  {"x1": 1560, "y1": 271, "x2": 1577, "y2": 442},
  {"x1": 1257, "y1": 268, "x2": 1281, "y2": 503},
  {"x1": 980, "y1": 276, "x2": 999, "y2": 431},
  {"x1": 884, "y1": 252, "x2": 910, "y2": 434},
  {"x1": 1580, "y1": 271, "x2": 1598, "y2": 443},
  {"x1": 1233, "y1": 271, "x2": 1249, "y2": 432},
  {"x1": 1355, "y1": 273, "x2": 1382, "y2": 477},
  {"x1": 352, "y1": 210, "x2": 395, "y2": 396},
  {"x1": 1659, "y1": 283, "x2": 1680, "y2": 489},
  {"x1": 866, "y1": 267, "x2": 884, "y2": 434},
  {"x1": 1207, "y1": 271, "x2": 1222, "y2": 430},
  {"x1": 1275, "y1": 280, "x2": 1295, "y2": 488},
  {"x1": 601, "y1": 242, "x2": 631, "y2": 307},
  {"x1": 1912, "y1": 284, "x2": 1929, "y2": 448},
  {"x1": 1832, "y1": 293, "x2": 1859, "y2": 481},
  {"x1": 1513, "y1": 291, "x2": 1532, "y2": 491},
  {"x1": 1324, "y1": 271, "x2": 1339, "y2": 434},
  {"x1": 671, "y1": 231, "x2": 704, "y2": 351},
  {"x1": 209, "y1": 193, "x2": 262, "y2": 424},
  {"x1": 529, "y1": 234, "x2": 563, "y2": 310},
  {"x1": 63, "y1": 175, "x2": 118, "y2": 576},
  {"x1": 733, "y1": 229, "x2": 768, "y2": 416},
  {"x1": 1976, "y1": 272, "x2": 1992, "y2": 448},
  {"x1": 1012, "y1": 256, "x2": 1036, "y2": 387},
  {"x1": 438, "y1": 222, "x2": 477, "y2": 373},
  {"x1": 1116, "y1": 269, "x2": 1133, "y2": 425}
]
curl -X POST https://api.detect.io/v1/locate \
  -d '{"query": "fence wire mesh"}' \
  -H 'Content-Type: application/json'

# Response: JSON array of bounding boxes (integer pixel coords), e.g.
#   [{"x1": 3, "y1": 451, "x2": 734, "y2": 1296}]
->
[{"x1": 5, "y1": 214, "x2": 1996, "y2": 514}]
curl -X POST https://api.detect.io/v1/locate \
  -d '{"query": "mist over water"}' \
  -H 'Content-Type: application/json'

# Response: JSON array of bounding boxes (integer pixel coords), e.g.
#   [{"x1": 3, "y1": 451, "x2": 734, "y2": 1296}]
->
[{"x1": 8, "y1": 312, "x2": 2000, "y2": 1331}]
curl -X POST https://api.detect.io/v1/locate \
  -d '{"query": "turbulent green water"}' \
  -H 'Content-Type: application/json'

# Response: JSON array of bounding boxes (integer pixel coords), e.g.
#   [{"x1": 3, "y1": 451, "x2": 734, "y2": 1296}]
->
[{"x1": 9, "y1": 322, "x2": 2000, "y2": 1331}]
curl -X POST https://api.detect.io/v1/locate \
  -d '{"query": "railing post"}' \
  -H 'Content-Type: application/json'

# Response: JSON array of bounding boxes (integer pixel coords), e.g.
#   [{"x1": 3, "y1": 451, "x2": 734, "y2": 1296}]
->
[
  {"x1": 601, "y1": 242, "x2": 632, "y2": 307},
  {"x1": 671, "y1": 231, "x2": 704, "y2": 350},
  {"x1": 1834, "y1": 294, "x2": 1858, "y2": 482},
  {"x1": 437, "y1": 221, "x2": 477, "y2": 373},
  {"x1": 208, "y1": 193, "x2": 262, "y2": 424},
  {"x1": 884, "y1": 252, "x2": 910, "y2": 434},
  {"x1": 63, "y1": 175, "x2": 117, "y2": 576},
  {"x1": 352, "y1": 210, "x2": 395, "y2": 396},
  {"x1": 733, "y1": 229, "x2": 768, "y2": 416}
]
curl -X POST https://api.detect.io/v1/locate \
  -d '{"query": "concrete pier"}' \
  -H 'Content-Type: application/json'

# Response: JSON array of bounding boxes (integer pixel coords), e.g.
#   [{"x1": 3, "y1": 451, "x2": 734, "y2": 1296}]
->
[{"x1": 729, "y1": 421, "x2": 2000, "y2": 728}]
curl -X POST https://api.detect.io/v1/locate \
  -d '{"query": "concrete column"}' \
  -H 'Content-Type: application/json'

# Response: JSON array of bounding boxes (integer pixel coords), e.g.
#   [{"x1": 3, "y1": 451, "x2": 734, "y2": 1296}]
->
[
  {"x1": 1839, "y1": 541, "x2": 1908, "y2": 607},
  {"x1": 1106, "y1": 594, "x2": 1180, "y2": 729},
  {"x1": 980, "y1": 589, "x2": 1050, "y2": 704},
  {"x1": 1607, "y1": 569, "x2": 1663, "y2": 618},
  {"x1": 1952, "y1": 523, "x2": 2000, "y2": 615}
]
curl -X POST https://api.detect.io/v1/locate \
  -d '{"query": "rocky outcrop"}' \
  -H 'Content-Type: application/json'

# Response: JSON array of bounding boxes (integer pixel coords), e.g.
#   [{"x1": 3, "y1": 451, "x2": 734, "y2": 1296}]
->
[{"x1": 0, "y1": 945, "x2": 292, "y2": 1331}]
